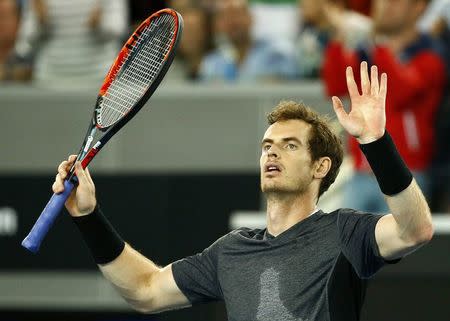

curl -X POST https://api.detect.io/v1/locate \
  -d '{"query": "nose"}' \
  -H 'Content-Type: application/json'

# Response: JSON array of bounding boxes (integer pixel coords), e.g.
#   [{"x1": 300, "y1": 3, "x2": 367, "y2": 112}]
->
[{"x1": 267, "y1": 146, "x2": 279, "y2": 159}]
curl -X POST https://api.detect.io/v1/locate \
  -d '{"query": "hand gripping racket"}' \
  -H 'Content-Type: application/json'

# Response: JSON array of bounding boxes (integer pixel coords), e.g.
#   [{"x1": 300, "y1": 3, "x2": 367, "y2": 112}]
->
[{"x1": 22, "y1": 8, "x2": 183, "y2": 253}]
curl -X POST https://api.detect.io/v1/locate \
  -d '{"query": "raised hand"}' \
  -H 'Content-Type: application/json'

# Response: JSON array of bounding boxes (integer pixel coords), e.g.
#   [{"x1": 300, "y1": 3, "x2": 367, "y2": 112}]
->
[
  {"x1": 53, "y1": 155, "x2": 97, "y2": 217},
  {"x1": 332, "y1": 61, "x2": 387, "y2": 144}
]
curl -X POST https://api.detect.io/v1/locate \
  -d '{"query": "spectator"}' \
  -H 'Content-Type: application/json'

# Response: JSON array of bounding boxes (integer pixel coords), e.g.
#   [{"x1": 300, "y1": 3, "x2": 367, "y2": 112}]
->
[
  {"x1": 249, "y1": 0, "x2": 298, "y2": 47},
  {"x1": 419, "y1": 0, "x2": 450, "y2": 72},
  {"x1": 430, "y1": 92, "x2": 450, "y2": 213},
  {"x1": 13, "y1": 0, "x2": 128, "y2": 86},
  {"x1": 348, "y1": 0, "x2": 372, "y2": 16},
  {"x1": 164, "y1": 1, "x2": 212, "y2": 82},
  {"x1": 322, "y1": 0, "x2": 448, "y2": 213},
  {"x1": 418, "y1": 0, "x2": 450, "y2": 213},
  {"x1": 0, "y1": 0, "x2": 29, "y2": 81},
  {"x1": 200, "y1": 0, "x2": 297, "y2": 83},
  {"x1": 0, "y1": 0, "x2": 18, "y2": 67},
  {"x1": 295, "y1": 0, "x2": 371, "y2": 78},
  {"x1": 418, "y1": 0, "x2": 450, "y2": 32},
  {"x1": 170, "y1": 0, "x2": 192, "y2": 10}
]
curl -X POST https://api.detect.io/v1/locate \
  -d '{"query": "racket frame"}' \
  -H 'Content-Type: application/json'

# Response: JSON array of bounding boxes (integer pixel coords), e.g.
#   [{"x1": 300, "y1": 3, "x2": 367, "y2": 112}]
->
[
  {"x1": 22, "y1": 8, "x2": 184, "y2": 253},
  {"x1": 74, "y1": 9, "x2": 183, "y2": 174}
]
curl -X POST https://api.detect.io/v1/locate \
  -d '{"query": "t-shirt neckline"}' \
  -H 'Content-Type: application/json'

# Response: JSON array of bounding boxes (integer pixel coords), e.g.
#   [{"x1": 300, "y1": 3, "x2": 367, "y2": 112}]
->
[{"x1": 263, "y1": 208, "x2": 321, "y2": 241}]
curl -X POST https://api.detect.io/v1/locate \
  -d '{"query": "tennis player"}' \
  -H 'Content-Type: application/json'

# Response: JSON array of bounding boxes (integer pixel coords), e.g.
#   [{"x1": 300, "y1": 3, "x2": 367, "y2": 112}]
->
[{"x1": 54, "y1": 62, "x2": 433, "y2": 320}]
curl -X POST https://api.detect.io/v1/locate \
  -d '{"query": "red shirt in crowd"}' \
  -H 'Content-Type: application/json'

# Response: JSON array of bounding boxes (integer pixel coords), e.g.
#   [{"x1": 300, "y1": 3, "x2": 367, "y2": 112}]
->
[{"x1": 322, "y1": 35, "x2": 447, "y2": 172}]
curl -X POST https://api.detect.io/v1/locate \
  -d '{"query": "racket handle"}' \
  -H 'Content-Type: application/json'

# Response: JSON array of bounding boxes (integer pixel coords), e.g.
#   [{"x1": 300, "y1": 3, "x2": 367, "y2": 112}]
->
[{"x1": 22, "y1": 180, "x2": 75, "y2": 253}]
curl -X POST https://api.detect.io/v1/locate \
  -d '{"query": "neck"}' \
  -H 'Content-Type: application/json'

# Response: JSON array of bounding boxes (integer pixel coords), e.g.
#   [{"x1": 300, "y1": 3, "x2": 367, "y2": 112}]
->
[
  {"x1": 185, "y1": 54, "x2": 203, "y2": 76},
  {"x1": 265, "y1": 191, "x2": 317, "y2": 237},
  {"x1": 234, "y1": 39, "x2": 251, "y2": 65},
  {"x1": 381, "y1": 27, "x2": 419, "y2": 54}
]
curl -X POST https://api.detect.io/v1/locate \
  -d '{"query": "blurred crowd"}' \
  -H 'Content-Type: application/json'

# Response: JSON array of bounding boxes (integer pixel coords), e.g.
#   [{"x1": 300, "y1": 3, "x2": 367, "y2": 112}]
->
[{"x1": 0, "y1": 0, "x2": 449, "y2": 212}]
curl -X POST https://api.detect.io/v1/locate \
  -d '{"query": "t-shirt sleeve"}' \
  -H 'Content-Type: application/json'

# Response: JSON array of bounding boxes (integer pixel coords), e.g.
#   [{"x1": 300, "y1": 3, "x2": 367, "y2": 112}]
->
[
  {"x1": 171, "y1": 236, "x2": 225, "y2": 305},
  {"x1": 337, "y1": 208, "x2": 400, "y2": 279}
]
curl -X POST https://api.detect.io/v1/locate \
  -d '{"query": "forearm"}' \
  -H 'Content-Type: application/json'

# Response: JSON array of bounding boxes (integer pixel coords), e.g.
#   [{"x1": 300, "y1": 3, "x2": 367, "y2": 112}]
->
[
  {"x1": 385, "y1": 179, "x2": 433, "y2": 243},
  {"x1": 99, "y1": 243, "x2": 161, "y2": 310},
  {"x1": 56, "y1": 159, "x2": 187, "y2": 314},
  {"x1": 360, "y1": 131, "x2": 434, "y2": 257},
  {"x1": 73, "y1": 207, "x2": 160, "y2": 311},
  {"x1": 335, "y1": 62, "x2": 434, "y2": 261}
]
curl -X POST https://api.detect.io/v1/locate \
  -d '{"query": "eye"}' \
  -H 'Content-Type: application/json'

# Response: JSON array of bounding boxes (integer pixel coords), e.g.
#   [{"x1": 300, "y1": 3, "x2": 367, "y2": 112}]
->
[
  {"x1": 262, "y1": 144, "x2": 271, "y2": 151},
  {"x1": 286, "y1": 143, "x2": 297, "y2": 150}
]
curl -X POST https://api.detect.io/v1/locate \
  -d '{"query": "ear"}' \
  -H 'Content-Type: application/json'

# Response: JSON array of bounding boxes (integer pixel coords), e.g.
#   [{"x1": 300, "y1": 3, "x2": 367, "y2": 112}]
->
[{"x1": 313, "y1": 157, "x2": 331, "y2": 179}]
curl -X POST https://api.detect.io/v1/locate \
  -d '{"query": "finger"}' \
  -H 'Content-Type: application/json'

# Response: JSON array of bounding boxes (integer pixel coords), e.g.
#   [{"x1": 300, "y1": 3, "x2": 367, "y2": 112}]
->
[
  {"x1": 360, "y1": 61, "x2": 370, "y2": 95},
  {"x1": 57, "y1": 161, "x2": 69, "y2": 179},
  {"x1": 371, "y1": 65, "x2": 379, "y2": 95},
  {"x1": 379, "y1": 73, "x2": 388, "y2": 99},
  {"x1": 85, "y1": 166, "x2": 95, "y2": 188},
  {"x1": 332, "y1": 96, "x2": 348, "y2": 123},
  {"x1": 52, "y1": 173, "x2": 65, "y2": 194},
  {"x1": 346, "y1": 66, "x2": 360, "y2": 98},
  {"x1": 58, "y1": 155, "x2": 77, "y2": 177},
  {"x1": 67, "y1": 154, "x2": 78, "y2": 170},
  {"x1": 74, "y1": 161, "x2": 89, "y2": 187}
]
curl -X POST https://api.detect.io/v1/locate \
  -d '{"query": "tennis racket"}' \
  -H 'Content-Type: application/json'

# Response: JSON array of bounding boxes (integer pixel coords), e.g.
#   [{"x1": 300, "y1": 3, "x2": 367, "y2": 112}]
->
[{"x1": 22, "y1": 8, "x2": 183, "y2": 253}]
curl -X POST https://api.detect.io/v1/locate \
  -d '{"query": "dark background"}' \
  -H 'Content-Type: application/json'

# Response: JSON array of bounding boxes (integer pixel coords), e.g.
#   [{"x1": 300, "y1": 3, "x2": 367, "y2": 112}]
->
[{"x1": 1, "y1": 174, "x2": 449, "y2": 321}]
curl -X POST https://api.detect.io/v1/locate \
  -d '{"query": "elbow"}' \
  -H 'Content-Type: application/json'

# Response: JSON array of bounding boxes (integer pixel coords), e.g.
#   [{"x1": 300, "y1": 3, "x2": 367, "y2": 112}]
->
[
  {"x1": 410, "y1": 204, "x2": 435, "y2": 245},
  {"x1": 132, "y1": 305, "x2": 155, "y2": 315},
  {"x1": 127, "y1": 296, "x2": 157, "y2": 314},
  {"x1": 131, "y1": 304, "x2": 149, "y2": 314},
  {"x1": 419, "y1": 210, "x2": 435, "y2": 243},
  {"x1": 124, "y1": 275, "x2": 158, "y2": 314},
  {"x1": 420, "y1": 224, "x2": 434, "y2": 243},
  {"x1": 411, "y1": 223, "x2": 434, "y2": 246}
]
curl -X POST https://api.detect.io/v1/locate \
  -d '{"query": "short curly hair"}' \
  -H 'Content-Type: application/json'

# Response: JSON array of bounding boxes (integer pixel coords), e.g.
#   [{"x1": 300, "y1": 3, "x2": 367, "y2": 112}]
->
[{"x1": 267, "y1": 100, "x2": 344, "y2": 198}]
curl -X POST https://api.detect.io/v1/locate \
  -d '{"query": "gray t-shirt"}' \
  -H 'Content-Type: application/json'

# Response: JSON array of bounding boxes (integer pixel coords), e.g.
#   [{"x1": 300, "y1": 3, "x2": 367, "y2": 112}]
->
[{"x1": 172, "y1": 208, "x2": 397, "y2": 321}]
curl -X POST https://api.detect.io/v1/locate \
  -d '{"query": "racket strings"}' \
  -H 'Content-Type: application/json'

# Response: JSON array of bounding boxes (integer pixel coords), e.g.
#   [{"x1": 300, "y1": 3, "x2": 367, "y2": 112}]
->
[{"x1": 98, "y1": 14, "x2": 176, "y2": 128}]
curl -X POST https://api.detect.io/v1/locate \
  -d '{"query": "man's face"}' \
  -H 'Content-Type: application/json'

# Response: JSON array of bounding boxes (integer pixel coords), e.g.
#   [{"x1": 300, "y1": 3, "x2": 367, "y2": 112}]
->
[
  {"x1": 372, "y1": 0, "x2": 422, "y2": 35},
  {"x1": 179, "y1": 9, "x2": 208, "y2": 57},
  {"x1": 215, "y1": 0, "x2": 252, "y2": 46},
  {"x1": 0, "y1": 0, "x2": 19, "y2": 48},
  {"x1": 300, "y1": 0, "x2": 325, "y2": 25},
  {"x1": 260, "y1": 119, "x2": 315, "y2": 195}
]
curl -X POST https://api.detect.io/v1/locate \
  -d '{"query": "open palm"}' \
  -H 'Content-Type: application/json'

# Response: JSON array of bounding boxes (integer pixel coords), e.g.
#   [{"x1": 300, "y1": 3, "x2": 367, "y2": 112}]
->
[{"x1": 332, "y1": 61, "x2": 387, "y2": 144}]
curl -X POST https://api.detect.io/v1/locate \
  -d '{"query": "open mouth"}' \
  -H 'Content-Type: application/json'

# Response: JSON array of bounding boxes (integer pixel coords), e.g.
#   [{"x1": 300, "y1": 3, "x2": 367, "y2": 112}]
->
[{"x1": 265, "y1": 164, "x2": 281, "y2": 173}]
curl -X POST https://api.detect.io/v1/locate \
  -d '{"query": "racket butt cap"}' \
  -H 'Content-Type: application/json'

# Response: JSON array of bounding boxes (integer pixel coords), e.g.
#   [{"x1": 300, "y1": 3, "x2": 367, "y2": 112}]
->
[{"x1": 21, "y1": 237, "x2": 40, "y2": 253}]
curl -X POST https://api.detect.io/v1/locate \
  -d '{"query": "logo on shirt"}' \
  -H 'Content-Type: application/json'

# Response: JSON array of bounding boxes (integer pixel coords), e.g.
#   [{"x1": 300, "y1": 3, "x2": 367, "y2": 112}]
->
[{"x1": 256, "y1": 267, "x2": 308, "y2": 321}]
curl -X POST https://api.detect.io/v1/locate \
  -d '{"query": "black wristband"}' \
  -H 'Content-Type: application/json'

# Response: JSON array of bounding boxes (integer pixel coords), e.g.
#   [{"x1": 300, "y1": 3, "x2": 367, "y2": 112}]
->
[
  {"x1": 359, "y1": 131, "x2": 413, "y2": 195},
  {"x1": 72, "y1": 205, "x2": 125, "y2": 265}
]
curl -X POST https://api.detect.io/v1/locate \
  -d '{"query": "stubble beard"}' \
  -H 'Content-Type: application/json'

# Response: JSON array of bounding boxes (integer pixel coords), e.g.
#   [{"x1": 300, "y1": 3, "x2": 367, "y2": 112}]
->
[{"x1": 261, "y1": 176, "x2": 309, "y2": 197}]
